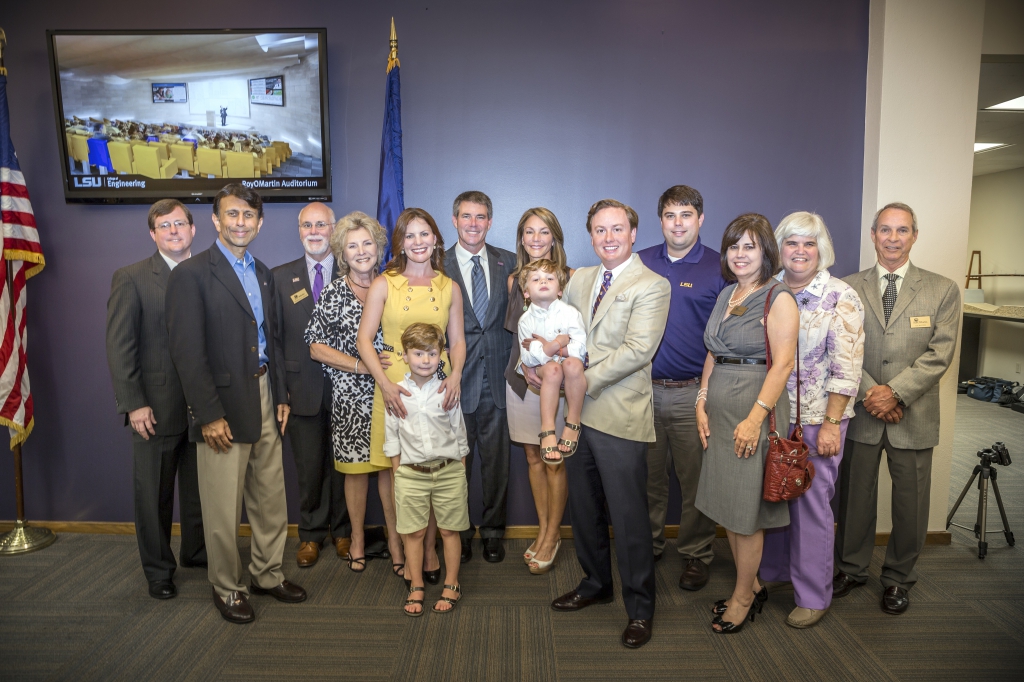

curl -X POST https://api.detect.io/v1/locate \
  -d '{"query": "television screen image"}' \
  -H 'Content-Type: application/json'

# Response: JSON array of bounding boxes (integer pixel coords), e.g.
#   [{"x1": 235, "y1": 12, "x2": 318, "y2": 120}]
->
[
  {"x1": 250, "y1": 76, "x2": 284, "y2": 106},
  {"x1": 47, "y1": 29, "x2": 331, "y2": 204},
  {"x1": 152, "y1": 83, "x2": 187, "y2": 104}
]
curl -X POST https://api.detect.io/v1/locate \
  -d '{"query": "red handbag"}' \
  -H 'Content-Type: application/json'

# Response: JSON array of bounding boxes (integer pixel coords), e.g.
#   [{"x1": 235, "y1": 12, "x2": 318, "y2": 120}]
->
[{"x1": 761, "y1": 285, "x2": 815, "y2": 503}]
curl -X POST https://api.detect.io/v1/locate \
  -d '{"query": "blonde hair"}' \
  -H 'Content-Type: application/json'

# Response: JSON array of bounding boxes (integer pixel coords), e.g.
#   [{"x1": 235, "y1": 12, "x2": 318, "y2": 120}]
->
[
  {"x1": 774, "y1": 211, "x2": 835, "y2": 271},
  {"x1": 401, "y1": 322, "x2": 445, "y2": 353},
  {"x1": 517, "y1": 258, "x2": 568, "y2": 293},
  {"x1": 329, "y1": 211, "x2": 388, "y2": 277}
]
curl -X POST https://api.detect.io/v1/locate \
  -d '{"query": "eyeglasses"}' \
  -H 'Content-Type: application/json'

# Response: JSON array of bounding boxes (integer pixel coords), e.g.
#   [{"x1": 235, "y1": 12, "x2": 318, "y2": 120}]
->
[
  {"x1": 300, "y1": 221, "x2": 332, "y2": 230},
  {"x1": 155, "y1": 220, "x2": 190, "y2": 231}
]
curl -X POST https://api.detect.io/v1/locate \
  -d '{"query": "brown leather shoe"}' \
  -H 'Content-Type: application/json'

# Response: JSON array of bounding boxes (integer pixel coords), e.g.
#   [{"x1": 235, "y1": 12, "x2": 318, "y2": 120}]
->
[
  {"x1": 213, "y1": 588, "x2": 254, "y2": 624},
  {"x1": 622, "y1": 619, "x2": 653, "y2": 648},
  {"x1": 832, "y1": 571, "x2": 866, "y2": 598},
  {"x1": 881, "y1": 586, "x2": 909, "y2": 615},
  {"x1": 335, "y1": 537, "x2": 351, "y2": 558},
  {"x1": 551, "y1": 590, "x2": 614, "y2": 612},
  {"x1": 250, "y1": 580, "x2": 307, "y2": 603},
  {"x1": 296, "y1": 541, "x2": 320, "y2": 567},
  {"x1": 679, "y1": 558, "x2": 710, "y2": 591}
]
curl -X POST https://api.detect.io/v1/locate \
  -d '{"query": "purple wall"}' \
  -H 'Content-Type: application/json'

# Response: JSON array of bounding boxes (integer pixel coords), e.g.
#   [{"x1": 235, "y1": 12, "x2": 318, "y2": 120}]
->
[{"x1": 0, "y1": 1, "x2": 868, "y2": 526}]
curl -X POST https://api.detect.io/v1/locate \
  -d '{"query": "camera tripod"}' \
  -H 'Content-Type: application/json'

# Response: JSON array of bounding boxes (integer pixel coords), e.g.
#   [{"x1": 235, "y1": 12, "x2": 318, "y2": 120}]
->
[{"x1": 946, "y1": 444, "x2": 1015, "y2": 559}]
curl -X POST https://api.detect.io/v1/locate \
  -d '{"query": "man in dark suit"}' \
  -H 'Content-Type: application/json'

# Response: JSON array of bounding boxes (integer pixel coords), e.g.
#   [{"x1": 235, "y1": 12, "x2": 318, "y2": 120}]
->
[
  {"x1": 444, "y1": 191, "x2": 516, "y2": 563},
  {"x1": 167, "y1": 184, "x2": 306, "y2": 624},
  {"x1": 834, "y1": 202, "x2": 961, "y2": 616},
  {"x1": 106, "y1": 199, "x2": 206, "y2": 600},
  {"x1": 272, "y1": 202, "x2": 351, "y2": 567}
]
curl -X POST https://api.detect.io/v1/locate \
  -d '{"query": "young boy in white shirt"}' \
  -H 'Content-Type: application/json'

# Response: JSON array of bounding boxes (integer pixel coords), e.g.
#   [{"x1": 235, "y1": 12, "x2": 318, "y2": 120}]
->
[
  {"x1": 517, "y1": 259, "x2": 588, "y2": 465},
  {"x1": 385, "y1": 323, "x2": 470, "y2": 617}
]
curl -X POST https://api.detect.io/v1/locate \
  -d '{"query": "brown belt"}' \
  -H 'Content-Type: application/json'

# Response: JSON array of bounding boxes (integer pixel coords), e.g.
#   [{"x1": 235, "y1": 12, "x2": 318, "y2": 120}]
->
[
  {"x1": 652, "y1": 377, "x2": 700, "y2": 388},
  {"x1": 404, "y1": 459, "x2": 452, "y2": 474}
]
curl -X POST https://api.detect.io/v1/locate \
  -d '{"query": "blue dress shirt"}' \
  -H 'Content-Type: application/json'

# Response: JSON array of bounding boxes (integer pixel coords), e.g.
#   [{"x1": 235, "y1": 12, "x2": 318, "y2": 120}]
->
[
  {"x1": 216, "y1": 239, "x2": 268, "y2": 365},
  {"x1": 637, "y1": 239, "x2": 728, "y2": 381}
]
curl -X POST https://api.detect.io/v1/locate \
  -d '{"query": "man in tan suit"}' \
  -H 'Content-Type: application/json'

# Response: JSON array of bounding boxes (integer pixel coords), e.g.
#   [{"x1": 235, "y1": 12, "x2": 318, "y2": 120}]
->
[
  {"x1": 546, "y1": 199, "x2": 670, "y2": 649},
  {"x1": 833, "y1": 202, "x2": 961, "y2": 615}
]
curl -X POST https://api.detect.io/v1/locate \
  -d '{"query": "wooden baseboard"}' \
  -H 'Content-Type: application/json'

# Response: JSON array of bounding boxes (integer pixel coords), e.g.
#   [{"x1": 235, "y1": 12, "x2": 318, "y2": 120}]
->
[{"x1": 0, "y1": 521, "x2": 951, "y2": 546}]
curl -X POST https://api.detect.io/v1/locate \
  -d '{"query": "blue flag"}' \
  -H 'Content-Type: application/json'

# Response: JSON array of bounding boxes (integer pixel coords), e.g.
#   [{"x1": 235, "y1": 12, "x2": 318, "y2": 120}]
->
[{"x1": 376, "y1": 61, "x2": 404, "y2": 262}]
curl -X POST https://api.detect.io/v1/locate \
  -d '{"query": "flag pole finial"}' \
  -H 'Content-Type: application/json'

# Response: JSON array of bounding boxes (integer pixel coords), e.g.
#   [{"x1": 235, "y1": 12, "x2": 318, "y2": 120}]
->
[
  {"x1": 0, "y1": 28, "x2": 8, "y2": 76},
  {"x1": 387, "y1": 18, "x2": 400, "y2": 73}
]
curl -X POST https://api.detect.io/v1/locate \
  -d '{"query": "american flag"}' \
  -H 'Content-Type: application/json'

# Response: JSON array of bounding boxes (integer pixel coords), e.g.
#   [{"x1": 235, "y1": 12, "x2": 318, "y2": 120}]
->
[{"x1": 0, "y1": 71, "x2": 45, "y2": 448}]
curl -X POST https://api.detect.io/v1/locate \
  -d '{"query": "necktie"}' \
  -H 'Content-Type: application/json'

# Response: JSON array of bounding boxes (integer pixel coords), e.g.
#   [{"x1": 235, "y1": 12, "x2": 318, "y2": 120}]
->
[
  {"x1": 592, "y1": 270, "x2": 613, "y2": 318},
  {"x1": 471, "y1": 255, "x2": 489, "y2": 323},
  {"x1": 882, "y1": 273, "x2": 898, "y2": 324},
  {"x1": 313, "y1": 263, "x2": 324, "y2": 303}
]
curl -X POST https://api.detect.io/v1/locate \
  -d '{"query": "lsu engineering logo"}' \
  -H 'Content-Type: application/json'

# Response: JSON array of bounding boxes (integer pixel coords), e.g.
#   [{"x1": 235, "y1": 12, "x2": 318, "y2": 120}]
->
[
  {"x1": 73, "y1": 176, "x2": 102, "y2": 188},
  {"x1": 73, "y1": 176, "x2": 147, "y2": 189}
]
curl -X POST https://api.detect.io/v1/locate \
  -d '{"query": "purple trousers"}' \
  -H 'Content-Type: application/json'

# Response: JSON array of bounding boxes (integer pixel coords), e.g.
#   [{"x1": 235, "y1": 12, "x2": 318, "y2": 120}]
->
[{"x1": 760, "y1": 420, "x2": 847, "y2": 610}]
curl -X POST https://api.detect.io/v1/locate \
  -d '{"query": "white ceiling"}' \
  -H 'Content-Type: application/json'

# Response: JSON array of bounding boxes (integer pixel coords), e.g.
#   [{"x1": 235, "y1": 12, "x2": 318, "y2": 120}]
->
[{"x1": 974, "y1": 57, "x2": 1024, "y2": 176}]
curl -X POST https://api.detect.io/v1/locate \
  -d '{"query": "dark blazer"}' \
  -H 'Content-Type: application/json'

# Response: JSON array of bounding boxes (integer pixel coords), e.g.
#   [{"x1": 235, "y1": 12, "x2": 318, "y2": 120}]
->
[
  {"x1": 271, "y1": 256, "x2": 339, "y2": 417},
  {"x1": 444, "y1": 244, "x2": 516, "y2": 412},
  {"x1": 105, "y1": 251, "x2": 188, "y2": 436},
  {"x1": 166, "y1": 242, "x2": 287, "y2": 444}
]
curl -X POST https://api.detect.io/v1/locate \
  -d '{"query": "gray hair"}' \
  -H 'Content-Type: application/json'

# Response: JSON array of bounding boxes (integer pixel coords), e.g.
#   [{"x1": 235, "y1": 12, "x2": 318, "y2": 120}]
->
[
  {"x1": 871, "y1": 202, "x2": 917, "y2": 234},
  {"x1": 298, "y1": 202, "x2": 336, "y2": 227},
  {"x1": 774, "y1": 211, "x2": 835, "y2": 272},
  {"x1": 329, "y1": 211, "x2": 388, "y2": 277}
]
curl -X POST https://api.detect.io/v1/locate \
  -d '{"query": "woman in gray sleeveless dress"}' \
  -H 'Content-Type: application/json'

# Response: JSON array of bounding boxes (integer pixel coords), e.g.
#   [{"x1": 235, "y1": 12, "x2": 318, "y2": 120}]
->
[{"x1": 694, "y1": 214, "x2": 799, "y2": 634}]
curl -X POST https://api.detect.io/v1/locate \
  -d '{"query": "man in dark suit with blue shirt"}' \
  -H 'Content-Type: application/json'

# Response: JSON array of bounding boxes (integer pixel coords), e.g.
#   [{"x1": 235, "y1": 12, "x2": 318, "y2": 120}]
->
[
  {"x1": 444, "y1": 191, "x2": 516, "y2": 563},
  {"x1": 637, "y1": 185, "x2": 727, "y2": 592}
]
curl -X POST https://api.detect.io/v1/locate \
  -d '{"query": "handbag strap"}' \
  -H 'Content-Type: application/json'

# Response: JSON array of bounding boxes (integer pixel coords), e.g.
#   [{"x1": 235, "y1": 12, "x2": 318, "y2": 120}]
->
[{"x1": 762, "y1": 284, "x2": 800, "y2": 436}]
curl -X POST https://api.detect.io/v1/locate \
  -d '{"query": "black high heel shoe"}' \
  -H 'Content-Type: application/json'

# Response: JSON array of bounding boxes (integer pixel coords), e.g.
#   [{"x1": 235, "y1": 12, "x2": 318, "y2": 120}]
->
[
  {"x1": 423, "y1": 568, "x2": 441, "y2": 585},
  {"x1": 711, "y1": 585, "x2": 768, "y2": 616},
  {"x1": 711, "y1": 599, "x2": 756, "y2": 634}
]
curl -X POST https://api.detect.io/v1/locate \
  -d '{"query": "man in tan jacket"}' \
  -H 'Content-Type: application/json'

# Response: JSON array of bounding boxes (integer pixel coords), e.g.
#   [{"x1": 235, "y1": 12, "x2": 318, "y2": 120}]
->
[
  {"x1": 546, "y1": 199, "x2": 670, "y2": 649},
  {"x1": 833, "y1": 202, "x2": 961, "y2": 616}
]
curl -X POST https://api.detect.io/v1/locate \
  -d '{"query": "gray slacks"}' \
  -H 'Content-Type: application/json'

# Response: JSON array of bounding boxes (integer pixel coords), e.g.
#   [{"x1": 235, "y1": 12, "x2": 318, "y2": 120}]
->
[
  {"x1": 646, "y1": 383, "x2": 716, "y2": 563},
  {"x1": 461, "y1": 371, "x2": 510, "y2": 541},
  {"x1": 835, "y1": 428, "x2": 933, "y2": 590}
]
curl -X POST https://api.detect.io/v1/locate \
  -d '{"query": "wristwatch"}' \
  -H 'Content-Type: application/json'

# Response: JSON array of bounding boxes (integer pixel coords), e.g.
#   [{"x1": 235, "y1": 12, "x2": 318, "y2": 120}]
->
[
  {"x1": 889, "y1": 386, "x2": 904, "y2": 405},
  {"x1": 824, "y1": 415, "x2": 842, "y2": 425}
]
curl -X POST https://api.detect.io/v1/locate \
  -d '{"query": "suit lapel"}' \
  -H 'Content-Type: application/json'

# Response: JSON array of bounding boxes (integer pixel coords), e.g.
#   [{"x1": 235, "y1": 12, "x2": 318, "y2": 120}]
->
[
  {"x1": 886, "y1": 263, "x2": 922, "y2": 328},
  {"x1": 591, "y1": 257, "x2": 640, "y2": 330},
  {"x1": 445, "y1": 248, "x2": 476, "y2": 327},
  {"x1": 295, "y1": 259, "x2": 315, "y2": 317},
  {"x1": 861, "y1": 268, "x2": 886, "y2": 329},
  {"x1": 576, "y1": 267, "x2": 600, "y2": 329},
  {"x1": 257, "y1": 262, "x2": 274, "y2": 323},
  {"x1": 483, "y1": 244, "x2": 506, "y2": 327},
  {"x1": 210, "y1": 245, "x2": 256, "y2": 319},
  {"x1": 150, "y1": 251, "x2": 170, "y2": 290}
]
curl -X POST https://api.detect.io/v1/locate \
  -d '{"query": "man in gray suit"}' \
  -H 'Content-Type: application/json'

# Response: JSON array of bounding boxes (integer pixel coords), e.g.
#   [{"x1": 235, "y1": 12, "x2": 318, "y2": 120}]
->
[
  {"x1": 106, "y1": 199, "x2": 206, "y2": 600},
  {"x1": 833, "y1": 202, "x2": 961, "y2": 615},
  {"x1": 444, "y1": 191, "x2": 516, "y2": 563}
]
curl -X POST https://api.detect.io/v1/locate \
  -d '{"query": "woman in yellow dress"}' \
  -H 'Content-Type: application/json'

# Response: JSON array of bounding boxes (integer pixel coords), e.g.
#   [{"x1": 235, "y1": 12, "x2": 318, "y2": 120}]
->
[{"x1": 357, "y1": 207, "x2": 466, "y2": 598}]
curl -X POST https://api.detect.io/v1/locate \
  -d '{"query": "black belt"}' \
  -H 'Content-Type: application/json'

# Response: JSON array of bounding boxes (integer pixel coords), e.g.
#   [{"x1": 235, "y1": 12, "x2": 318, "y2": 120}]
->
[
  {"x1": 715, "y1": 356, "x2": 767, "y2": 365},
  {"x1": 652, "y1": 377, "x2": 701, "y2": 388},
  {"x1": 404, "y1": 459, "x2": 452, "y2": 474}
]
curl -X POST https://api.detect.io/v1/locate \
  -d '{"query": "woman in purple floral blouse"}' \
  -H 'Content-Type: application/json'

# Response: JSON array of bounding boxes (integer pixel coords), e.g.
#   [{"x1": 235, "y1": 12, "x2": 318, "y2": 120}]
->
[{"x1": 759, "y1": 211, "x2": 865, "y2": 629}]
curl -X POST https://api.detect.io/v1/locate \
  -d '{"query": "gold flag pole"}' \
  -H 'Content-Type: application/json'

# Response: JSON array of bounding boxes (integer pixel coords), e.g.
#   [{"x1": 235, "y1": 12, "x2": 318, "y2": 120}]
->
[
  {"x1": 387, "y1": 17, "x2": 400, "y2": 73},
  {"x1": 0, "y1": 27, "x2": 57, "y2": 555}
]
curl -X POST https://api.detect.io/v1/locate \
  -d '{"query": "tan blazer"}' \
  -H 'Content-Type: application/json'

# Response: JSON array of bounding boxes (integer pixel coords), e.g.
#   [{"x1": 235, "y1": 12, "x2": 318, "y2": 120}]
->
[
  {"x1": 843, "y1": 262, "x2": 961, "y2": 450},
  {"x1": 563, "y1": 255, "x2": 671, "y2": 443}
]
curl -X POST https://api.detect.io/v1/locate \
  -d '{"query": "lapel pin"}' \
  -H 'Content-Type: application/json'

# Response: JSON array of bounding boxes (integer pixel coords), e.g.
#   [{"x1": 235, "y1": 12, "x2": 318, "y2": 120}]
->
[{"x1": 292, "y1": 277, "x2": 300, "y2": 282}]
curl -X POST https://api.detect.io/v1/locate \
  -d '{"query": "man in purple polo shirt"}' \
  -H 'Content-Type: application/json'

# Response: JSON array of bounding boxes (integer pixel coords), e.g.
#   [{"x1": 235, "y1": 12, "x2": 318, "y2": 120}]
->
[{"x1": 637, "y1": 185, "x2": 727, "y2": 591}]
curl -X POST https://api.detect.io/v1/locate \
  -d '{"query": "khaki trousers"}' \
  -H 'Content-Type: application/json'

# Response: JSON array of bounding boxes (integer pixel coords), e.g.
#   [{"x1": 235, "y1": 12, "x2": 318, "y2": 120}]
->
[
  {"x1": 646, "y1": 383, "x2": 716, "y2": 563},
  {"x1": 197, "y1": 374, "x2": 288, "y2": 599}
]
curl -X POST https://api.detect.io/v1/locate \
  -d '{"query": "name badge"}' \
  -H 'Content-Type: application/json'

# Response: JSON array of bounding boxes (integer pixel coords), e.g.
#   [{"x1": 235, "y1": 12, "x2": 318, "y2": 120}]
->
[
  {"x1": 730, "y1": 305, "x2": 748, "y2": 316},
  {"x1": 290, "y1": 289, "x2": 310, "y2": 304},
  {"x1": 910, "y1": 316, "x2": 931, "y2": 328}
]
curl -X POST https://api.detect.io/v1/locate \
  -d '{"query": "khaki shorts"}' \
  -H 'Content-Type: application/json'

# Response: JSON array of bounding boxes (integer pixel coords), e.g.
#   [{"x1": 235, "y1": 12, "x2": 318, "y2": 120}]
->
[{"x1": 394, "y1": 460, "x2": 470, "y2": 534}]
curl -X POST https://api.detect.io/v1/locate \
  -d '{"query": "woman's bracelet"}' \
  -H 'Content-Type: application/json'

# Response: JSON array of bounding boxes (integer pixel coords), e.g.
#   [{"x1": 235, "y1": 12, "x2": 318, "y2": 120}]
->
[
  {"x1": 756, "y1": 399, "x2": 773, "y2": 413},
  {"x1": 824, "y1": 414, "x2": 841, "y2": 425},
  {"x1": 695, "y1": 395, "x2": 707, "y2": 407},
  {"x1": 354, "y1": 359, "x2": 360, "y2": 374}
]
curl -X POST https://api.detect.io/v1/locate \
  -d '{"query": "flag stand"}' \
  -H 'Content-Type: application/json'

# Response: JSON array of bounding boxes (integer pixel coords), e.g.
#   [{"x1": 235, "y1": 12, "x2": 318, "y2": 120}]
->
[{"x1": 0, "y1": 27, "x2": 55, "y2": 555}]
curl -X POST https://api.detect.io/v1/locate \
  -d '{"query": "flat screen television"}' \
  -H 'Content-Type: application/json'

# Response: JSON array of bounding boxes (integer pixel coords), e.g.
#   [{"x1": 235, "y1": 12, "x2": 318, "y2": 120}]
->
[{"x1": 47, "y1": 29, "x2": 331, "y2": 204}]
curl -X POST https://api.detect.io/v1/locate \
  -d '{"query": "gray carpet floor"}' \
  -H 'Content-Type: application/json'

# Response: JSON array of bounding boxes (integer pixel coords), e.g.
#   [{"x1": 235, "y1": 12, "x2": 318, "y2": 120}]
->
[{"x1": 1, "y1": 394, "x2": 1022, "y2": 681}]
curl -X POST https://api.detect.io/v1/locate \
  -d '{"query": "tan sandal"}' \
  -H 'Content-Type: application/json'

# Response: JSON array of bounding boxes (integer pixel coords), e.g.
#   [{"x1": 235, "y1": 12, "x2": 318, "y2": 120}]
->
[
  {"x1": 539, "y1": 430, "x2": 562, "y2": 465},
  {"x1": 559, "y1": 422, "x2": 582, "y2": 457},
  {"x1": 404, "y1": 586, "x2": 425, "y2": 617},
  {"x1": 432, "y1": 583, "x2": 462, "y2": 613}
]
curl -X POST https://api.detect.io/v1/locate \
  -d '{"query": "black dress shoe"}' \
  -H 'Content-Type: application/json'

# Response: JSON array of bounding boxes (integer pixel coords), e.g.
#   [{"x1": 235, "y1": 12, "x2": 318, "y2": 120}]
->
[
  {"x1": 213, "y1": 588, "x2": 254, "y2": 624},
  {"x1": 482, "y1": 538, "x2": 505, "y2": 563},
  {"x1": 551, "y1": 590, "x2": 614, "y2": 611},
  {"x1": 622, "y1": 619, "x2": 653, "y2": 648},
  {"x1": 832, "y1": 571, "x2": 866, "y2": 598},
  {"x1": 424, "y1": 568, "x2": 441, "y2": 585},
  {"x1": 148, "y1": 580, "x2": 177, "y2": 600},
  {"x1": 460, "y1": 539, "x2": 473, "y2": 564},
  {"x1": 881, "y1": 586, "x2": 910, "y2": 615},
  {"x1": 679, "y1": 558, "x2": 710, "y2": 591},
  {"x1": 250, "y1": 580, "x2": 307, "y2": 603}
]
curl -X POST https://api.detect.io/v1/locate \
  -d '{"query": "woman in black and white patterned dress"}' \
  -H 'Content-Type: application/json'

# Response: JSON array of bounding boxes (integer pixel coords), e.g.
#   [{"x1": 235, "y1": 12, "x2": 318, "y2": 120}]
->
[{"x1": 306, "y1": 211, "x2": 404, "y2": 573}]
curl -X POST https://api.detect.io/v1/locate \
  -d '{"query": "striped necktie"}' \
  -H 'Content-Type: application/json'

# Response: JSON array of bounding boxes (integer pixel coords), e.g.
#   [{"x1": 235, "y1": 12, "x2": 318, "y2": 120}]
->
[
  {"x1": 471, "y1": 255, "x2": 489, "y2": 323},
  {"x1": 882, "y1": 273, "x2": 898, "y2": 324},
  {"x1": 592, "y1": 270, "x2": 613, "y2": 318}
]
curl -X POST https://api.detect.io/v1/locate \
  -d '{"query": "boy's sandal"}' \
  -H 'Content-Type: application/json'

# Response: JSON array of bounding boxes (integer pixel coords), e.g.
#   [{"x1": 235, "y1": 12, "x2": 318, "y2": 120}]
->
[
  {"x1": 346, "y1": 555, "x2": 367, "y2": 573},
  {"x1": 405, "y1": 586, "x2": 425, "y2": 617},
  {"x1": 559, "y1": 422, "x2": 582, "y2": 457},
  {"x1": 539, "y1": 430, "x2": 562, "y2": 465},
  {"x1": 432, "y1": 584, "x2": 462, "y2": 614}
]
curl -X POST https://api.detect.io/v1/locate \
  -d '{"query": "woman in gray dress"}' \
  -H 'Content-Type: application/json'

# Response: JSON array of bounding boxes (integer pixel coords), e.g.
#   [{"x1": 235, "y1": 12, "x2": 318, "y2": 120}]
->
[{"x1": 695, "y1": 213, "x2": 799, "y2": 633}]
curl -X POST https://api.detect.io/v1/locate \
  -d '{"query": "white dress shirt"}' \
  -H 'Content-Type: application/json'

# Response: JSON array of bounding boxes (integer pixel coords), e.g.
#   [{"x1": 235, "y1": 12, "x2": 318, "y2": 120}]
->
[
  {"x1": 875, "y1": 259, "x2": 911, "y2": 296},
  {"x1": 384, "y1": 374, "x2": 470, "y2": 465},
  {"x1": 159, "y1": 251, "x2": 189, "y2": 271},
  {"x1": 305, "y1": 253, "x2": 335, "y2": 289},
  {"x1": 518, "y1": 298, "x2": 588, "y2": 367},
  {"x1": 455, "y1": 242, "x2": 490, "y2": 301},
  {"x1": 591, "y1": 253, "x2": 636, "y2": 311}
]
